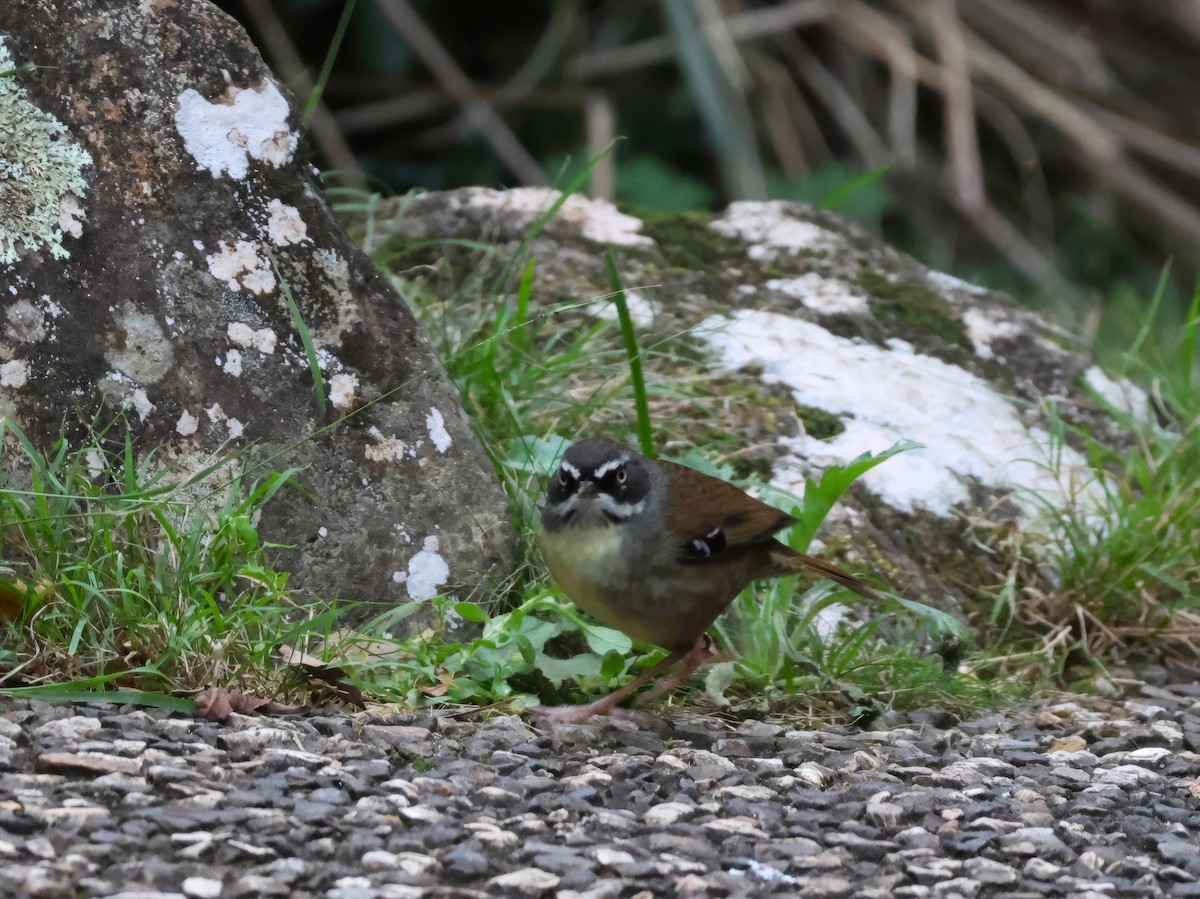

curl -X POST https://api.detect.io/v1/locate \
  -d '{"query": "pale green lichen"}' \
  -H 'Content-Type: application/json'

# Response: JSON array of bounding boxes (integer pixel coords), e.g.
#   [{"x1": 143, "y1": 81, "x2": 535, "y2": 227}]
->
[{"x1": 0, "y1": 38, "x2": 93, "y2": 266}]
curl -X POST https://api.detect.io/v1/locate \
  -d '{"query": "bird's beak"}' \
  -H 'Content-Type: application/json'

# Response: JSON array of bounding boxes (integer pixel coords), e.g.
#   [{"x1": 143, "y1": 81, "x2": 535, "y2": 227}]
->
[{"x1": 576, "y1": 480, "x2": 598, "y2": 499}]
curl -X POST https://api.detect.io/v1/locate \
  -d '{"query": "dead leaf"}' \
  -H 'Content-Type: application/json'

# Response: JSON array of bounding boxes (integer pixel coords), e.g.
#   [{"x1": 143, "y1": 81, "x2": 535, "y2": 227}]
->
[
  {"x1": 277, "y1": 644, "x2": 365, "y2": 709},
  {"x1": 194, "y1": 687, "x2": 305, "y2": 722}
]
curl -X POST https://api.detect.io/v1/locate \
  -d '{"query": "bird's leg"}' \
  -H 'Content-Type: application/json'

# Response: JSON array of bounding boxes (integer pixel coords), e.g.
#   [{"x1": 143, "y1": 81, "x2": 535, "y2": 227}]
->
[
  {"x1": 633, "y1": 633, "x2": 721, "y2": 707},
  {"x1": 534, "y1": 647, "x2": 687, "y2": 724}
]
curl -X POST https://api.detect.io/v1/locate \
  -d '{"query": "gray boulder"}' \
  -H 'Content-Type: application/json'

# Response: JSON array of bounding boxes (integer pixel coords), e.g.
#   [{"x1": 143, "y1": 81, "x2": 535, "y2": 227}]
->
[
  {"x1": 363, "y1": 187, "x2": 1138, "y2": 612},
  {"x1": 0, "y1": 1, "x2": 511, "y2": 615}
]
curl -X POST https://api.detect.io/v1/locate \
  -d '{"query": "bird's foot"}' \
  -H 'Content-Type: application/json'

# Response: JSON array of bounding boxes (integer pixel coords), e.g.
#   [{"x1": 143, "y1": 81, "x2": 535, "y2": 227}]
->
[{"x1": 533, "y1": 701, "x2": 657, "y2": 727}]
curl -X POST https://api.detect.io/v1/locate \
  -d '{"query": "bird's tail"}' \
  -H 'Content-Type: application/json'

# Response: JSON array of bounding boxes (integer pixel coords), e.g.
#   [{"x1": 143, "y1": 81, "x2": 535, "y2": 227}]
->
[{"x1": 767, "y1": 545, "x2": 884, "y2": 601}]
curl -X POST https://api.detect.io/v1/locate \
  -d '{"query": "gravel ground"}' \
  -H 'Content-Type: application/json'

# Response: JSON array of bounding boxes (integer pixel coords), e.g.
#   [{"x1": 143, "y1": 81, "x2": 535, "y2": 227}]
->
[{"x1": 1, "y1": 679, "x2": 1199, "y2": 899}]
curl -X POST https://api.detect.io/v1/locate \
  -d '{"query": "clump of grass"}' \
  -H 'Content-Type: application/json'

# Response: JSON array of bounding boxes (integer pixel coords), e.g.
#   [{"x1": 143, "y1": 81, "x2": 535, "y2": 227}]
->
[
  {"x1": 996, "y1": 278, "x2": 1200, "y2": 670},
  {"x1": 703, "y1": 444, "x2": 994, "y2": 720},
  {"x1": 0, "y1": 418, "x2": 330, "y2": 701}
]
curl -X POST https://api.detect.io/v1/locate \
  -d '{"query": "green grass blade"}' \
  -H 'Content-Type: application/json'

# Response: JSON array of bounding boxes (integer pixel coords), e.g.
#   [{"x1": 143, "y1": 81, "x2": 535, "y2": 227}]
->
[
  {"x1": 302, "y1": 0, "x2": 357, "y2": 123},
  {"x1": 819, "y1": 164, "x2": 894, "y2": 211},
  {"x1": 604, "y1": 251, "x2": 654, "y2": 457},
  {"x1": 273, "y1": 254, "x2": 327, "y2": 416},
  {"x1": 0, "y1": 683, "x2": 194, "y2": 713},
  {"x1": 513, "y1": 258, "x2": 536, "y2": 354}
]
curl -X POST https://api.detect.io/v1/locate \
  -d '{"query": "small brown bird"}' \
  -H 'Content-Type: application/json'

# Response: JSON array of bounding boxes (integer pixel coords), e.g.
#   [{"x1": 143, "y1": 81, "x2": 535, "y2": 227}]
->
[{"x1": 538, "y1": 438, "x2": 881, "y2": 722}]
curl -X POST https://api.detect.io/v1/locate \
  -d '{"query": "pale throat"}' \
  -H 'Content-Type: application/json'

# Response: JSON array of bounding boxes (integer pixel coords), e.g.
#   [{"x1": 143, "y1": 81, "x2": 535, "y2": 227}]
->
[{"x1": 541, "y1": 522, "x2": 628, "y2": 585}]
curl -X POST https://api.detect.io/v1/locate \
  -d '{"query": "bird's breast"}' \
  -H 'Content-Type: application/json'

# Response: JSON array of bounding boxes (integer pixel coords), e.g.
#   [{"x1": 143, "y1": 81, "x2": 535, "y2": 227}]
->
[
  {"x1": 541, "y1": 525, "x2": 629, "y2": 596},
  {"x1": 541, "y1": 524, "x2": 746, "y2": 648}
]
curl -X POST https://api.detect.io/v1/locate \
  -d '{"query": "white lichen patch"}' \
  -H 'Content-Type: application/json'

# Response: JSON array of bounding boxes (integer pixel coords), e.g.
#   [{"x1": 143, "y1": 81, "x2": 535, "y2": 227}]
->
[
  {"x1": 5, "y1": 299, "x2": 46, "y2": 342},
  {"x1": 58, "y1": 195, "x2": 86, "y2": 239},
  {"x1": 710, "y1": 201, "x2": 837, "y2": 261},
  {"x1": 107, "y1": 307, "x2": 174, "y2": 384},
  {"x1": 699, "y1": 310, "x2": 1091, "y2": 517},
  {"x1": 365, "y1": 426, "x2": 412, "y2": 463},
  {"x1": 222, "y1": 348, "x2": 243, "y2": 377},
  {"x1": 227, "y1": 321, "x2": 277, "y2": 354},
  {"x1": 176, "y1": 409, "x2": 198, "y2": 436},
  {"x1": 765, "y1": 274, "x2": 870, "y2": 317},
  {"x1": 961, "y1": 308, "x2": 1022, "y2": 360},
  {"x1": 174, "y1": 80, "x2": 296, "y2": 180},
  {"x1": 265, "y1": 198, "x2": 309, "y2": 246},
  {"x1": 226, "y1": 418, "x2": 245, "y2": 439},
  {"x1": 458, "y1": 187, "x2": 654, "y2": 248},
  {"x1": 328, "y1": 372, "x2": 359, "y2": 410},
  {"x1": 0, "y1": 359, "x2": 30, "y2": 388},
  {"x1": 129, "y1": 388, "x2": 154, "y2": 422},
  {"x1": 84, "y1": 448, "x2": 105, "y2": 478},
  {"x1": 206, "y1": 240, "x2": 275, "y2": 294},
  {"x1": 206, "y1": 402, "x2": 226, "y2": 423},
  {"x1": 0, "y1": 39, "x2": 93, "y2": 266},
  {"x1": 1084, "y1": 365, "x2": 1151, "y2": 420},
  {"x1": 399, "y1": 535, "x2": 450, "y2": 601},
  {"x1": 314, "y1": 248, "x2": 349, "y2": 288},
  {"x1": 925, "y1": 269, "x2": 989, "y2": 296},
  {"x1": 426, "y1": 408, "x2": 452, "y2": 453}
]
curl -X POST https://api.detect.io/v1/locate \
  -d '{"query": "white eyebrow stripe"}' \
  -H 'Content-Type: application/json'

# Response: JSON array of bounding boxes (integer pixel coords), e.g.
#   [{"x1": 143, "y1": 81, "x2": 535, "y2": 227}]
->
[
  {"x1": 593, "y1": 457, "x2": 629, "y2": 478},
  {"x1": 560, "y1": 460, "x2": 581, "y2": 478}
]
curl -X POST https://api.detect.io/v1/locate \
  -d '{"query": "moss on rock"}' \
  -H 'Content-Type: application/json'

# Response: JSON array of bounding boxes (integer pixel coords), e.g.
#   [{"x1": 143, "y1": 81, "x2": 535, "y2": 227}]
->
[{"x1": 857, "y1": 266, "x2": 971, "y2": 351}]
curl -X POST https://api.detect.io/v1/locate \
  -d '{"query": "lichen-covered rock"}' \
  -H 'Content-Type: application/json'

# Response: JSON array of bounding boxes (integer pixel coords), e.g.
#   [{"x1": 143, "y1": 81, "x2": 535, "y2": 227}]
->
[
  {"x1": 0, "y1": 1, "x2": 510, "y2": 616},
  {"x1": 367, "y1": 189, "x2": 1138, "y2": 610}
]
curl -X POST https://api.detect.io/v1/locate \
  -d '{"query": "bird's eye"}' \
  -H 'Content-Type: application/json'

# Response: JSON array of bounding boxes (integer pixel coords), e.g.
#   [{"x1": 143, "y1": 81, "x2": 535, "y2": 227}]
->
[
  {"x1": 615, "y1": 467, "x2": 627, "y2": 484},
  {"x1": 557, "y1": 471, "x2": 570, "y2": 487}
]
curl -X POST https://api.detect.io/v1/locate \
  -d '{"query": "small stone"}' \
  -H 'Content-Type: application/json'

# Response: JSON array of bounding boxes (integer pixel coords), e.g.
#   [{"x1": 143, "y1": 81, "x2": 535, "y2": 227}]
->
[
  {"x1": 477, "y1": 785, "x2": 521, "y2": 805},
  {"x1": 962, "y1": 858, "x2": 1018, "y2": 885},
  {"x1": 644, "y1": 801, "x2": 695, "y2": 826},
  {"x1": 1095, "y1": 765, "x2": 1162, "y2": 787},
  {"x1": 485, "y1": 866, "x2": 561, "y2": 897},
  {"x1": 441, "y1": 843, "x2": 491, "y2": 879},
  {"x1": 182, "y1": 877, "x2": 223, "y2": 898},
  {"x1": 556, "y1": 883, "x2": 624, "y2": 899},
  {"x1": 795, "y1": 762, "x2": 834, "y2": 788},
  {"x1": 397, "y1": 805, "x2": 443, "y2": 824},
  {"x1": 261, "y1": 747, "x2": 333, "y2": 771},
  {"x1": 830, "y1": 825, "x2": 897, "y2": 864},
  {"x1": 1122, "y1": 747, "x2": 1172, "y2": 765},
  {"x1": 1000, "y1": 827, "x2": 1072, "y2": 861},
  {"x1": 32, "y1": 715, "x2": 103, "y2": 742},
  {"x1": 867, "y1": 800, "x2": 904, "y2": 828},
  {"x1": 896, "y1": 827, "x2": 940, "y2": 850},
  {"x1": 36, "y1": 751, "x2": 140, "y2": 776},
  {"x1": 714, "y1": 784, "x2": 775, "y2": 802},
  {"x1": 594, "y1": 847, "x2": 635, "y2": 867},
  {"x1": 1023, "y1": 857, "x2": 1062, "y2": 879},
  {"x1": 701, "y1": 816, "x2": 769, "y2": 839},
  {"x1": 218, "y1": 726, "x2": 298, "y2": 756}
]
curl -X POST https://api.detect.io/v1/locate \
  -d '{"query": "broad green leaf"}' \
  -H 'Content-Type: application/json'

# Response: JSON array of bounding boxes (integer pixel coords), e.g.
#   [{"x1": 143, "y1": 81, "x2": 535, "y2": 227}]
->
[
  {"x1": 792, "y1": 441, "x2": 922, "y2": 553},
  {"x1": 579, "y1": 623, "x2": 633, "y2": 657},
  {"x1": 453, "y1": 602, "x2": 488, "y2": 623},
  {"x1": 538, "y1": 653, "x2": 603, "y2": 685}
]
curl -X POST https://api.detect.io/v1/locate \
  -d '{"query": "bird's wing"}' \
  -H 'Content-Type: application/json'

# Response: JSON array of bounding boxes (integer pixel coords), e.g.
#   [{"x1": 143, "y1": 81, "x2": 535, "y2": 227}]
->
[{"x1": 658, "y1": 459, "x2": 796, "y2": 561}]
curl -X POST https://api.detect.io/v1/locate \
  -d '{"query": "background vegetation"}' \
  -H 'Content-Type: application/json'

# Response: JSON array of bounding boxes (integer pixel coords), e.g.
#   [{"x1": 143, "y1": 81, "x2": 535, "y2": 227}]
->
[{"x1": 219, "y1": 0, "x2": 1200, "y2": 337}]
